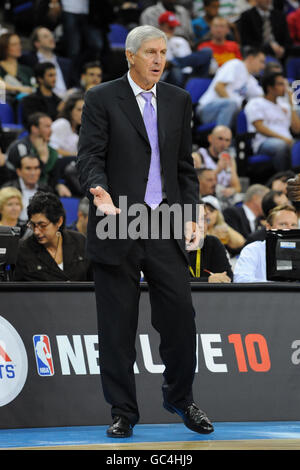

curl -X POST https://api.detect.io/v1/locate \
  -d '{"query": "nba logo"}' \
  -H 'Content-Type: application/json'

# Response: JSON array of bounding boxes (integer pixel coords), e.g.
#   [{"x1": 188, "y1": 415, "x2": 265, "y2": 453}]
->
[{"x1": 33, "y1": 335, "x2": 54, "y2": 376}]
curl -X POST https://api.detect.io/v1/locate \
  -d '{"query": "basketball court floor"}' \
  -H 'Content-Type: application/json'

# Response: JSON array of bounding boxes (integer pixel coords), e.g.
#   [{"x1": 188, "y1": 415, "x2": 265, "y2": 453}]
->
[{"x1": 1, "y1": 421, "x2": 300, "y2": 450}]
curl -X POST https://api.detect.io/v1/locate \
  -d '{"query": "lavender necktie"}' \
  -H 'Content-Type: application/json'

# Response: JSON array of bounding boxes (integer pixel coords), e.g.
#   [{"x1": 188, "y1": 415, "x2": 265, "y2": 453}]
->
[{"x1": 141, "y1": 92, "x2": 163, "y2": 210}]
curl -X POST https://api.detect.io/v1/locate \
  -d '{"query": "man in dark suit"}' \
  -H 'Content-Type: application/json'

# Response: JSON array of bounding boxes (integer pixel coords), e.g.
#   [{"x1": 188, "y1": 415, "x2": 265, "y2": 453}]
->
[
  {"x1": 77, "y1": 25, "x2": 213, "y2": 438},
  {"x1": 20, "y1": 26, "x2": 73, "y2": 96},
  {"x1": 238, "y1": 0, "x2": 293, "y2": 60},
  {"x1": 223, "y1": 184, "x2": 269, "y2": 240}
]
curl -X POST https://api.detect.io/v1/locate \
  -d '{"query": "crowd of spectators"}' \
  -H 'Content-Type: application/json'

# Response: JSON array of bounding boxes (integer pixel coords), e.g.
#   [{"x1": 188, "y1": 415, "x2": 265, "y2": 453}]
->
[{"x1": 1, "y1": 0, "x2": 300, "y2": 283}]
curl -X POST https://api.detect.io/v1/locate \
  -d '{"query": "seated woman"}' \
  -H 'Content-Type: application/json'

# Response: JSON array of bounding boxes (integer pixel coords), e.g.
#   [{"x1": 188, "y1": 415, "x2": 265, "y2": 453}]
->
[
  {"x1": 13, "y1": 192, "x2": 91, "y2": 281},
  {"x1": 0, "y1": 186, "x2": 27, "y2": 236},
  {"x1": 188, "y1": 202, "x2": 233, "y2": 282},
  {"x1": 50, "y1": 92, "x2": 84, "y2": 157},
  {"x1": 0, "y1": 33, "x2": 34, "y2": 106},
  {"x1": 202, "y1": 195, "x2": 245, "y2": 252}
]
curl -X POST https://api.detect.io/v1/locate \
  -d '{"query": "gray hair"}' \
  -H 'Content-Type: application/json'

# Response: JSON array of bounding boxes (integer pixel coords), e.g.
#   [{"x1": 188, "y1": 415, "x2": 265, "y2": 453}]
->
[
  {"x1": 125, "y1": 25, "x2": 167, "y2": 68},
  {"x1": 244, "y1": 184, "x2": 269, "y2": 202}
]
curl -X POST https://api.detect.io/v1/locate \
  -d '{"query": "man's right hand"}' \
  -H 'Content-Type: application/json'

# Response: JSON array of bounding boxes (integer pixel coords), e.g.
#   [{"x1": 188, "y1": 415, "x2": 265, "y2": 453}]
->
[
  {"x1": 90, "y1": 186, "x2": 121, "y2": 215},
  {"x1": 287, "y1": 174, "x2": 300, "y2": 201}
]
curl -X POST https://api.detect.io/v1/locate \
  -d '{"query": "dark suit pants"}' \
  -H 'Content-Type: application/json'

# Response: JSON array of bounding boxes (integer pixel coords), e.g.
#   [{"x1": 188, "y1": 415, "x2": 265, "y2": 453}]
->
[{"x1": 93, "y1": 234, "x2": 197, "y2": 426}]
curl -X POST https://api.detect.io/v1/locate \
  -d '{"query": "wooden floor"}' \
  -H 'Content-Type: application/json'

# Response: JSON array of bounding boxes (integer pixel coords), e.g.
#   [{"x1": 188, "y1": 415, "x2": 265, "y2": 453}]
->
[{"x1": 10, "y1": 439, "x2": 300, "y2": 450}]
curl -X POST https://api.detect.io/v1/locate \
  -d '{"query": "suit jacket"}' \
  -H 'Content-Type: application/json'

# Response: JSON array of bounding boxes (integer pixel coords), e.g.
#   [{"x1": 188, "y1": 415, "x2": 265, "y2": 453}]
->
[
  {"x1": 20, "y1": 51, "x2": 73, "y2": 88},
  {"x1": 238, "y1": 7, "x2": 292, "y2": 55},
  {"x1": 77, "y1": 74, "x2": 199, "y2": 265},
  {"x1": 13, "y1": 229, "x2": 92, "y2": 281},
  {"x1": 223, "y1": 205, "x2": 252, "y2": 239}
]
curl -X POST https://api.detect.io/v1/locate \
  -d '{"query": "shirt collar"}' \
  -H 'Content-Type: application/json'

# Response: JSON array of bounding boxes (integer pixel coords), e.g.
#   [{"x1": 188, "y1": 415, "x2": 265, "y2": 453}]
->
[
  {"x1": 243, "y1": 203, "x2": 256, "y2": 222},
  {"x1": 256, "y1": 7, "x2": 271, "y2": 17},
  {"x1": 127, "y1": 71, "x2": 157, "y2": 98}
]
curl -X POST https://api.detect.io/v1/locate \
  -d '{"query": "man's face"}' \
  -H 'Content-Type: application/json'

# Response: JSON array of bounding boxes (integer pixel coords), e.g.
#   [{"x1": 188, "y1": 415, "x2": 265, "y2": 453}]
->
[
  {"x1": 17, "y1": 157, "x2": 41, "y2": 186},
  {"x1": 199, "y1": 170, "x2": 217, "y2": 196},
  {"x1": 209, "y1": 128, "x2": 232, "y2": 155},
  {"x1": 82, "y1": 67, "x2": 102, "y2": 89},
  {"x1": 256, "y1": 0, "x2": 272, "y2": 11},
  {"x1": 205, "y1": 1, "x2": 220, "y2": 18},
  {"x1": 248, "y1": 53, "x2": 266, "y2": 75},
  {"x1": 35, "y1": 28, "x2": 55, "y2": 51},
  {"x1": 41, "y1": 68, "x2": 57, "y2": 90},
  {"x1": 271, "y1": 76, "x2": 286, "y2": 97},
  {"x1": 210, "y1": 18, "x2": 229, "y2": 41},
  {"x1": 126, "y1": 37, "x2": 167, "y2": 90},
  {"x1": 269, "y1": 210, "x2": 298, "y2": 230},
  {"x1": 36, "y1": 116, "x2": 52, "y2": 142}
]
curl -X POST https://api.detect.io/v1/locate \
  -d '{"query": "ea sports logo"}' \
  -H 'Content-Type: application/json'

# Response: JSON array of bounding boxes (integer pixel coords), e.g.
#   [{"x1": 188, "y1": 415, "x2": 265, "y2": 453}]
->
[{"x1": 0, "y1": 316, "x2": 28, "y2": 406}]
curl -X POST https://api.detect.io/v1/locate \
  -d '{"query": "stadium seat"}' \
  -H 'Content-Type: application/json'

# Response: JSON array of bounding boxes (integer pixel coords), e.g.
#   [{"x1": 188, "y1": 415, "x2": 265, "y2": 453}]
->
[
  {"x1": 60, "y1": 197, "x2": 80, "y2": 226},
  {"x1": 184, "y1": 77, "x2": 217, "y2": 136},
  {"x1": 235, "y1": 109, "x2": 273, "y2": 181},
  {"x1": 0, "y1": 103, "x2": 23, "y2": 131},
  {"x1": 291, "y1": 140, "x2": 300, "y2": 169},
  {"x1": 286, "y1": 57, "x2": 300, "y2": 81},
  {"x1": 185, "y1": 77, "x2": 212, "y2": 105},
  {"x1": 108, "y1": 23, "x2": 128, "y2": 49}
]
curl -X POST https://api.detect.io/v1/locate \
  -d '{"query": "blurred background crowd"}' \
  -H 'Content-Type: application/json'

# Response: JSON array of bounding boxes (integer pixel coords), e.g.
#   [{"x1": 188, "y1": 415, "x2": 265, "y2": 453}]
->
[{"x1": 1, "y1": 0, "x2": 300, "y2": 283}]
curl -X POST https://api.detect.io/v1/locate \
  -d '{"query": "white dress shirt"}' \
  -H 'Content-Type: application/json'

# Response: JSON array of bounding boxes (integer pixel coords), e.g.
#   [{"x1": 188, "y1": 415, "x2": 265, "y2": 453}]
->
[
  {"x1": 127, "y1": 71, "x2": 166, "y2": 197},
  {"x1": 234, "y1": 240, "x2": 268, "y2": 282}
]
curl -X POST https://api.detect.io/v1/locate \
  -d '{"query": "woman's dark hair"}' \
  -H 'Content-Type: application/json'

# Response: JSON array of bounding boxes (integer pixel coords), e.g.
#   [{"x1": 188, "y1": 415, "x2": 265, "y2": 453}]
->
[
  {"x1": 58, "y1": 92, "x2": 84, "y2": 128},
  {"x1": 27, "y1": 192, "x2": 66, "y2": 231},
  {"x1": 0, "y1": 32, "x2": 18, "y2": 61}
]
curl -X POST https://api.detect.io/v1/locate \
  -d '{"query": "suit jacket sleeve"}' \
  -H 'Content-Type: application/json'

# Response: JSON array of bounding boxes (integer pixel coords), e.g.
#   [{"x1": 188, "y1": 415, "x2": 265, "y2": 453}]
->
[
  {"x1": 76, "y1": 87, "x2": 109, "y2": 196},
  {"x1": 177, "y1": 92, "x2": 200, "y2": 220}
]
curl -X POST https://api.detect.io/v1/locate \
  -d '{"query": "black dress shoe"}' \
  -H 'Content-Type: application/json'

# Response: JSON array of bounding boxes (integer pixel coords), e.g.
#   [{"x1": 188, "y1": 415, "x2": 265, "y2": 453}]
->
[
  {"x1": 107, "y1": 416, "x2": 133, "y2": 438},
  {"x1": 164, "y1": 402, "x2": 214, "y2": 434}
]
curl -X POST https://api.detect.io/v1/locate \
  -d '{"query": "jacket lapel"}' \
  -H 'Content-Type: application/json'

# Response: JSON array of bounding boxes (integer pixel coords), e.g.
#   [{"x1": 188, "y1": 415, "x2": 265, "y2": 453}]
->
[{"x1": 117, "y1": 75, "x2": 150, "y2": 145}]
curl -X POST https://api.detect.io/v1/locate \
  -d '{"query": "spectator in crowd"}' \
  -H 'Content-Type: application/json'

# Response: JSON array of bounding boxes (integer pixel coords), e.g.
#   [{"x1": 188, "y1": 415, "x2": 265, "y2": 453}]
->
[
  {"x1": 244, "y1": 72, "x2": 300, "y2": 172},
  {"x1": 202, "y1": 194, "x2": 246, "y2": 251},
  {"x1": 50, "y1": 92, "x2": 84, "y2": 157},
  {"x1": 13, "y1": 191, "x2": 91, "y2": 281},
  {"x1": 223, "y1": 183, "x2": 269, "y2": 239},
  {"x1": 192, "y1": 0, "x2": 220, "y2": 43},
  {"x1": 195, "y1": 125, "x2": 241, "y2": 206},
  {"x1": 158, "y1": 11, "x2": 212, "y2": 86},
  {"x1": 193, "y1": 0, "x2": 238, "y2": 19},
  {"x1": 80, "y1": 61, "x2": 103, "y2": 91},
  {"x1": 195, "y1": 48, "x2": 265, "y2": 129},
  {"x1": 20, "y1": 26, "x2": 72, "y2": 98},
  {"x1": 0, "y1": 32, "x2": 34, "y2": 104},
  {"x1": 1, "y1": 154, "x2": 53, "y2": 222},
  {"x1": 0, "y1": 186, "x2": 25, "y2": 235},
  {"x1": 233, "y1": 204, "x2": 298, "y2": 282},
  {"x1": 6, "y1": 112, "x2": 71, "y2": 197},
  {"x1": 197, "y1": 167, "x2": 217, "y2": 196},
  {"x1": 267, "y1": 170, "x2": 296, "y2": 194},
  {"x1": 21, "y1": 62, "x2": 62, "y2": 128},
  {"x1": 287, "y1": 6, "x2": 300, "y2": 45},
  {"x1": 238, "y1": 0, "x2": 293, "y2": 60},
  {"x1": 197, "y1": 16, "x2": 242, "y2": 70},
  {"x1": 140, "y1": 0, "x2": 195, "y2": 43},
  {"x1": 67, "y1": 196, "x2": 89, "y2": 236},
  {"x1": 188, "y1": 201, "x2": 233, "y2": 282},
  {"x1": 245, "y1": 188, "x2": 290, "y2": 244}
]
